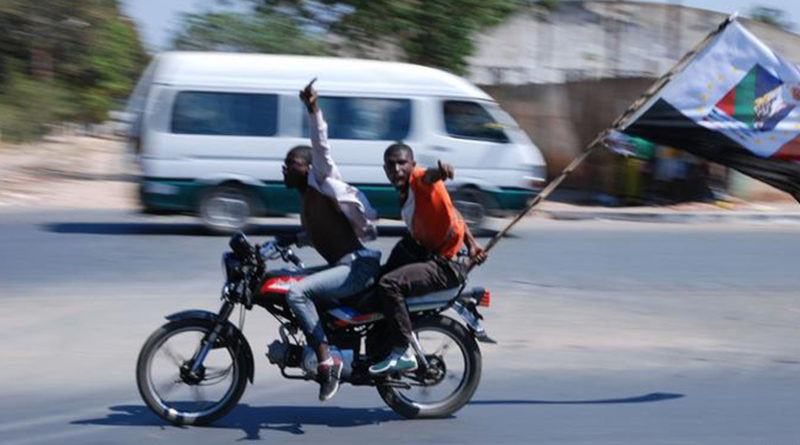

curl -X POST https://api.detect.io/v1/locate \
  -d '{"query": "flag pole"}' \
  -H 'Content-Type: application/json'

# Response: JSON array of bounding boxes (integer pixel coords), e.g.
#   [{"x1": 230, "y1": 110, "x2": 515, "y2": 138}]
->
[{"x1": 468, "y1": 14, "x2": 739, "y2": 272}]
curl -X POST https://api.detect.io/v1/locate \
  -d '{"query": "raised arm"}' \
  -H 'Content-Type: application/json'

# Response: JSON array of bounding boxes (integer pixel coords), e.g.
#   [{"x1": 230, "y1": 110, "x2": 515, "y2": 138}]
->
[
  {"x1": 300, "y1": 78, "x2": 341, "y2": 183},
  {"x1": 422, "y1": 159, "x2": 454, "y2": 185}
]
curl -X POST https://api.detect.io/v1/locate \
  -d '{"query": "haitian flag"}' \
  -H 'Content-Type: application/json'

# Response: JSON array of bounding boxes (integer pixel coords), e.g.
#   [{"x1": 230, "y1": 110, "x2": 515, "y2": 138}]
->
[{"x1": 621, "y1": 18, "x2": 800, "y2": 201}]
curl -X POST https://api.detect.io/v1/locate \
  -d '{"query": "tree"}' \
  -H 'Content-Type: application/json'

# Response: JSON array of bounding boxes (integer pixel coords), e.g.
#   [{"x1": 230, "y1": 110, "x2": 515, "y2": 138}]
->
[
  {"x1": 81, "y1": 13, "x2": 150, "y2": 122},
  {"x1": 748, "y1": 6, "x2": 793, "y2": 31},
  {"x1": 171, "y1": 12, "x2": 328, "y2": 55},
  {"x1": 254, "y1": 0, "x2": 518, "y2": 74},
  {"x1": 0, "y1": 0, "x2": 149, "y2": 140}
]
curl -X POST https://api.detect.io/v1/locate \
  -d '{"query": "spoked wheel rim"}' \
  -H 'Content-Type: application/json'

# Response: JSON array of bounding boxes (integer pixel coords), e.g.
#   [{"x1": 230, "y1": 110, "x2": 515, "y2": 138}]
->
[
  {"x1": 390, "y1": 326, "x2": 470, "y2": 410},
  {"x1": 144, "y1": 326, "x2": 240, "y2": 422}
]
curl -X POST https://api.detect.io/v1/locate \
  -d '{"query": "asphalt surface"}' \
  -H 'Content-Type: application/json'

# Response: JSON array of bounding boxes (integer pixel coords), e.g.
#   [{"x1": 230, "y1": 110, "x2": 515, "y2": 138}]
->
[{"x1": 2, "y1": 209, "x2": 800, "y2": 444}]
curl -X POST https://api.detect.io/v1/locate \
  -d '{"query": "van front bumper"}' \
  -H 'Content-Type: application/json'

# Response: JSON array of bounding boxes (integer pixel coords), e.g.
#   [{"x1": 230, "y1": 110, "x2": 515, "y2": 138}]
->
[
  {"x1": 139, "y1": 178, "x2": 201, "y2": 213},
  {"x1": 487, "y1": 187, "x2": 541, "y2": 214}
]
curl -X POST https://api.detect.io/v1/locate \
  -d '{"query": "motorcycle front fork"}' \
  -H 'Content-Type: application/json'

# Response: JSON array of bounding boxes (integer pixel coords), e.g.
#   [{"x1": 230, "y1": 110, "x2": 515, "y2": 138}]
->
[
  {"x1": 410, "y1": 333, "x2": 430, "y2": 370},
  {"x1": 189, "y1": 301, "x2": 235, "y2": 375}
]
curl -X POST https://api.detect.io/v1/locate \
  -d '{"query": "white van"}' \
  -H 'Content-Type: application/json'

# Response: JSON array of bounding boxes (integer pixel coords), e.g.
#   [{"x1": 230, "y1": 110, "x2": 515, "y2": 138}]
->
[{"x1": 126, "y1": 52, "x2": 546, "y2": 232}]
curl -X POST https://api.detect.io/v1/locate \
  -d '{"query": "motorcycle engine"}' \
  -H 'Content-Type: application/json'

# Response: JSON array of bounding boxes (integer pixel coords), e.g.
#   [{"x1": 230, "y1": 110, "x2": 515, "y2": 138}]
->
[
  {"x1": 267, "y1": 340, "x2": 354, "y2": 378},
  {"x1": 302, "y1": 346, "x2": 354, "y2": 378},
  {"x1": 266, "y1": 340, "x2": 303, "y2": 368}
]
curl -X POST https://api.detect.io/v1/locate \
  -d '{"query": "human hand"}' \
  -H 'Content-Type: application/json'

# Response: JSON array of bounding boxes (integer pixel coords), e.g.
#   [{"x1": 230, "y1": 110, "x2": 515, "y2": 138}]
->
[
  {"x1": 468, "y1": 243, "x2": 487, "y2": 265},
  {"x1": 299, "y1": 77, "x2": 318, "y2": 113},
  {"x1": 437, "y1": 160, "x2": 454, "y2": 180}
]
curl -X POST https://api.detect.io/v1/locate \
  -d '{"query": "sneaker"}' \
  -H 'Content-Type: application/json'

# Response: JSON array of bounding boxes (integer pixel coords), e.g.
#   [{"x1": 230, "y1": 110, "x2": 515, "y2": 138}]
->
[
  {"x1": 318, "y1": 358, "x2": 343, "y2": 402},
  {"x1": 368, "y1": 350, "x2": 418, "y2": 375},
  {"x1": 394, "y1": 352, "x2": 418, "y2": 373}
]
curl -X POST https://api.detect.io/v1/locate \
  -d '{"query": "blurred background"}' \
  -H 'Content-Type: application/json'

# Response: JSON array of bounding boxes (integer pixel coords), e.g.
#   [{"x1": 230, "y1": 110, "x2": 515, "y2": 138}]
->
[
  {"x1": 2, "y1": 0, "x2": 800, "y2": 214},
  {"x1": 0, "y1": 0, "x2": 800, "y2": 212},
  {"x1": 6, "y1": 3, "x2": 800, "y2": 443}
]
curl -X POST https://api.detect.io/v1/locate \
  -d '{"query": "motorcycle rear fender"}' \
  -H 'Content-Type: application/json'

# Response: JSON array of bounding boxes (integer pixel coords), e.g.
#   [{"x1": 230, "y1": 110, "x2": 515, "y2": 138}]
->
[
  {"x1": 165, "y1": 310, "x2": 255, "y2": 383},
  {"x1": 405, "y1": 287, "x2": 497, "y2": 343},
  {"x1": 405, "y1": 287, "x2": 462, "y2": 312},
  {"x1": 454, "y1": 288, "x2": 497, "y2": 344}
]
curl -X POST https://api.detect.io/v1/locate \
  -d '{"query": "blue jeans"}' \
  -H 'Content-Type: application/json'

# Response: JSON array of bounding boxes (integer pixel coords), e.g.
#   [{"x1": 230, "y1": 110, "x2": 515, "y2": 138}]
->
[{"x1": 286, "y1": 249, "x2": 381, "y2": 347}]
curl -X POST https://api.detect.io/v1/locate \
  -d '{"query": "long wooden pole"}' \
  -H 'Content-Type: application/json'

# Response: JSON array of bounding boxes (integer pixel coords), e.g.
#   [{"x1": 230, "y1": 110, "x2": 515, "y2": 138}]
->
[{"x1": 468, "y1": 14, "x2": 738, "y2": 271}]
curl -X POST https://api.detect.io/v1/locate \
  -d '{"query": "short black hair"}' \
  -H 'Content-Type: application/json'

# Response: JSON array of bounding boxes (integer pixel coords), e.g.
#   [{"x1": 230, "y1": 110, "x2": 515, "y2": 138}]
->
[
  {"x1": 286, "y1": 145, "x2": 312, "y2": 165},
  {"x1": 384, "y1": 142, "x2": 413, "y2": 161}
]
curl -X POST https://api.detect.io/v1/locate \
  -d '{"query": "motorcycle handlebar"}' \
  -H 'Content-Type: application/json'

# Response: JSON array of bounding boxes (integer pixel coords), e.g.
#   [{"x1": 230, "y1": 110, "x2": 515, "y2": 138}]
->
[
  {"x1": 286, "y1": 251, "x2": 304, "y2": 268},
  {"x1": 259, "y1": 240, "x2": 305, "y2": 269}
]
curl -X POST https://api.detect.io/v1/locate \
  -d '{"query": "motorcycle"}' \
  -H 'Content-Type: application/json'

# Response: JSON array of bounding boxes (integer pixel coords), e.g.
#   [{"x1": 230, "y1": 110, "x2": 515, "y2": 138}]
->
[{"x1": 136, "y1": 233, "x2": 494, "y2": 425}]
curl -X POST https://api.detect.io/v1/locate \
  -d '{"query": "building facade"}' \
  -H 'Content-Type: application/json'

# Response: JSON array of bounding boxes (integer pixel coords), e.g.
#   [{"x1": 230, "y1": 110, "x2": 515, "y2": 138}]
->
[{"x1": 468, "y1": 1, "x2": 800, "y2": 85}]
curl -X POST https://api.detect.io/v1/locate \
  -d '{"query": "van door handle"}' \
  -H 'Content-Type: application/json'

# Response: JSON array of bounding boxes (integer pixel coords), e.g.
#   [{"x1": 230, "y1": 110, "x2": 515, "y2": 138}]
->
[{"x1": 432, "y1": 145, "x2": 451, "y2": 152}]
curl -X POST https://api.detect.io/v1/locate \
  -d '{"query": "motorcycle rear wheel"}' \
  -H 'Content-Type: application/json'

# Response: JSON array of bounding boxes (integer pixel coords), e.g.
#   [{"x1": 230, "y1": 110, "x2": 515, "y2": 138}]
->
[
  {"x1": 136, "y1": 318, "x2": 249, "y2": 425},
  {"x1": 377, "y1": 315, "x2": 481, "y2": 418}
]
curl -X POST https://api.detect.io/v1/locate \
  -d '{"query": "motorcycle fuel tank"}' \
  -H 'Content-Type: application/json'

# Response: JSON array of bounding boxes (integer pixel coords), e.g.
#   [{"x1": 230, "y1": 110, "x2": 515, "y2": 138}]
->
[{"x1": 257, "y1": 269, "x2": 308, "y2": 298}]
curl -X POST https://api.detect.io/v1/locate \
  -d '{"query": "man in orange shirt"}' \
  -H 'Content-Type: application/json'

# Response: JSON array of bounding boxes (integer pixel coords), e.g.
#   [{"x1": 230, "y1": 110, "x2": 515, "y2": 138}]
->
[{"x1": 369, "y1": 143, "x2": 486, "y2": 374}]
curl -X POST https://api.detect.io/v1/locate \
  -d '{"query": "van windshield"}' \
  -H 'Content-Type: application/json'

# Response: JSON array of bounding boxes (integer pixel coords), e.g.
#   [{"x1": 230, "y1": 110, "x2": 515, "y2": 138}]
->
[{"x1": 443, "y1": 100, "x2": 510, "y2": 144}]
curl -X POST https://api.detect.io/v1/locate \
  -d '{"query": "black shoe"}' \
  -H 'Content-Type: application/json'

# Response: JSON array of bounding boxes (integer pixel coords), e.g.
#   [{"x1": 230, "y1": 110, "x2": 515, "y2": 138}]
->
[{"x1": 318, "y1": 359, "x2": 343, "y2": 402}]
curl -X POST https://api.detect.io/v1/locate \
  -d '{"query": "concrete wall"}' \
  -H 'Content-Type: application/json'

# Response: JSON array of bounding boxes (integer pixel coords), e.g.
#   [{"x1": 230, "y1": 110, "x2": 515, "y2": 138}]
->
[
  {"x1": 469, "y1": 1, "x2": 800, "y2": 85},
  {"x1": 474, "y1": 3, "x2": 800, "y2": 198},
  {"x1": 482, "y1": 77, "x2": 655, "y2": 188},
  {"x1": 486, "y1": 78, "x2": 796, "y2": 200}
]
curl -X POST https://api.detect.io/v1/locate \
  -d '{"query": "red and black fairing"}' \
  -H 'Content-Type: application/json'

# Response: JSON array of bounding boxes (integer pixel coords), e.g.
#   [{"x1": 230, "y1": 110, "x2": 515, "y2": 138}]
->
[
  {"x1": 253, "y1": 269, "x2": 309, "y2": 319},
  {"x1": 252, "y1": 268, "x2": 487, "y2": 339},
  {"x1": 254, "y1": 266, "x2": 384, "y2": 332}
]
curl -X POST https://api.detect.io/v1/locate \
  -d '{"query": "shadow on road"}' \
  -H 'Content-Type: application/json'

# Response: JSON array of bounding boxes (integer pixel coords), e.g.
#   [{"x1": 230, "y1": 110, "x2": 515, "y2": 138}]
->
[
  {"x1": 43, "y1": 222, "x2": 302, "y2": 236},
  {"x1": 72, "y1": 404, "x2": 402, "y2": 439},
  {"x1": 41, "y1": 223, "x2": 419, "y2": 238},
  {"x1": 469, "y1": 392, "x2": 684, "y2": 405},
  {"x1": 72, "y1": 394, "x2": 681, "y2": 438},
  {"x1": 42, "y1": 222, "x2": 502, "y2": 238}
]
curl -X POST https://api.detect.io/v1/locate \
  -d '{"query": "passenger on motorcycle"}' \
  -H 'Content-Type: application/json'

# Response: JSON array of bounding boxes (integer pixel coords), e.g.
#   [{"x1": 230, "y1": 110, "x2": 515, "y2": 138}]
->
[
  {"x1": 280, "y1": 79, "x2": 382, "y2": 400},
  {"x1": 369, "y1": 144, "x2": 487, "y2": 375}
]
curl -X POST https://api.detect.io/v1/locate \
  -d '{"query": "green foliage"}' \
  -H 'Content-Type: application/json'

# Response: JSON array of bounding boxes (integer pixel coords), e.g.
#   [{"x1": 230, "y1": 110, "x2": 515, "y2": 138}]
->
[
  {"x1": 535, "y1": 0, "x2": 561, "y2": 13},
  {"x1": 80, "y1": 14, "x2": 149, "y2": 122},
  {"x1": 748, "y1": 6, "x2": 793, "y2": 31},
  {"x1": 254, "y1": 0, "x2": 518, "y2": 74},
  {"x1": 172, "y1": 12, "x2": 328, "y2": 55},
  {"x1": 0, "y1": 69, "x2": 74, "y2": 142},
  {"x1": 0, "y1": 0, "x2": 148, "y2": 141}
]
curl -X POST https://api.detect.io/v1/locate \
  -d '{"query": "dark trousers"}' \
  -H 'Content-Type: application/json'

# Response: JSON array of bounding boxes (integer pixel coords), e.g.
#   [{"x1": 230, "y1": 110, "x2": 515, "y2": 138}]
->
[{"x1": 378, "y1": 234, "x2": 466, "y2": 349}]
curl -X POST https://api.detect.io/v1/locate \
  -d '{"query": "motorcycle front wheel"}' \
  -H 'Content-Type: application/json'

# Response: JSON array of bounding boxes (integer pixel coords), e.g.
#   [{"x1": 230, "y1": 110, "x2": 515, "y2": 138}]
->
[
  {"x1": 377, "y1": 315, "x2": 482, "y2": 418},
  {"x1": 136, "y1": 318, "x2": 249, "y2": 425}
]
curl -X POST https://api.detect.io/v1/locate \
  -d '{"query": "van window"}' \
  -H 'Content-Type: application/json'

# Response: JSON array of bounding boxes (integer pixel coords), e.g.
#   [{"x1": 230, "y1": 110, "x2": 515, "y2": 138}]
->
[
  {"x1": 302, "y1": 97, "x2": 410, "y2": 140},
  {"x1": 443, "y1": 100, "x2": 510, "y2": 143},
  {"x1": 171, "y1": 92, "x2": 278, "y2": 136}
]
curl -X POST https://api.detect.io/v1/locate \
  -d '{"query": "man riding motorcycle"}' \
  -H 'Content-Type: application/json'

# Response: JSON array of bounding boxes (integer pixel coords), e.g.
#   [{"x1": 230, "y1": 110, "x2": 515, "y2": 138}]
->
[
  {"x1": 280, "y1": 79, "x2": 381, "y2": 401},
  {"x1": 136, "y1": 80, "x2": 495, "y2": 426},
  {"x1": 369, "y1": 143, "x2": 487, "y2": 374}
]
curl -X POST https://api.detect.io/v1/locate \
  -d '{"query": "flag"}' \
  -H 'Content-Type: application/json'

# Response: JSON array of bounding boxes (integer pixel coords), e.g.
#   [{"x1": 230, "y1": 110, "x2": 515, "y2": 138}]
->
[
  {"x1": 604, "y1": 130, "x2": 656, "y2": 160},
  {"x1": 620, "y1": 18, "x2": 800, "y2": 201}
]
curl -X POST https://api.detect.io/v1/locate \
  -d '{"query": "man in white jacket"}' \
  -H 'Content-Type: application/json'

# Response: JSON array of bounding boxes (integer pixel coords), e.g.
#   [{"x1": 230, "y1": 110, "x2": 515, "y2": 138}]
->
[{"x1": 280, "y1": 79, "x2": 381, "y2": 401}]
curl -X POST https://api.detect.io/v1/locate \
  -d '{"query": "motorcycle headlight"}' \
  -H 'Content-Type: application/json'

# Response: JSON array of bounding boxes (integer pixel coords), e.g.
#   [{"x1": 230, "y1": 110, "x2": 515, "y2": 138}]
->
[
  {"x1": 222, "y1": 252, "x2": 243, "y2": 281},
  {"x1": 229, "y1": 232, "x2": 254, "y2": 261}
]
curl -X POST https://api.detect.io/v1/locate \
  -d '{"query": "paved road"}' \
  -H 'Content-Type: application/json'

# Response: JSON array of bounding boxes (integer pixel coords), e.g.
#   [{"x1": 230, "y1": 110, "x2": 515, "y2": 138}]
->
[{"x1": 2, "y1": 209, "x2": 800, "y2": 444}]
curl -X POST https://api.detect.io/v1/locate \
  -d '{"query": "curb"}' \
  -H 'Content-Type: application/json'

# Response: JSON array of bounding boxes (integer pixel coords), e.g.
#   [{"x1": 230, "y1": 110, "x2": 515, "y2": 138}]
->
[{"x1": 544, "y1": 211, "x2": 800, "y2": 224}]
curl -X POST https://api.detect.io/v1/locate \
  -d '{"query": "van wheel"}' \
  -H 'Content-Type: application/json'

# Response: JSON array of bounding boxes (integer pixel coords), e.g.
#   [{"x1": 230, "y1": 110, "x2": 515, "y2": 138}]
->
[
  {"x1": 199, "y1": 185, "x2": 253, "y2": 234},
  {"x1": 452, "y1": 188, "x2": 487, "y2": 230}
]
